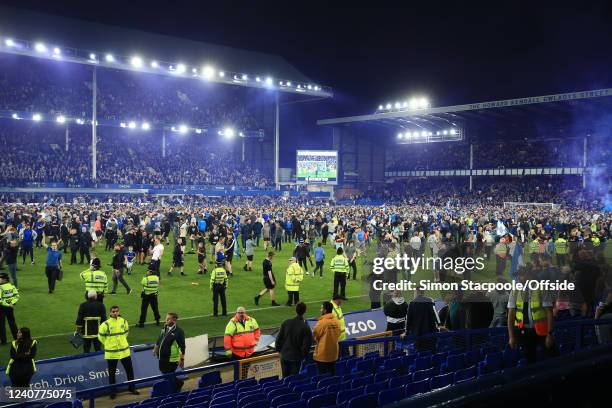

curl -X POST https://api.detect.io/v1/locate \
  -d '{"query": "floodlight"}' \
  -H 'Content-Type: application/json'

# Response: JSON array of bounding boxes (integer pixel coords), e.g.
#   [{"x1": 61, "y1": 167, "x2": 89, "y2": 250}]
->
[
  {"x1": 141, "y1": 122, "x2": 150, "y2": 130},
  {"x1": 421, "y1": 131, "x2": 427, "y2": 137},
  {"x1": 76, "y1": 119, "x2": 84, "y2": 125},
  {"x1": 241, "y1": 74, "x2": 248, "y2": 80},
  {"x1": 428, "y1": 132, "x2": 433, "y2": 136},
  {"x1": 151, "y1": 60, "x2": 159, "y2": 68},
  {"x1": 56, "y1": 115, "x2": 66, "y2": 123},
  {"x1": 4, "y1": 38, "x2": 15, "y2": 47},
  {"x1": 436, "y1": 131, "x2": 440, "y2": 135},
  {"x1": 128, "y1": 121, "x2": 136, "y2": 129},
  {"x1": 378, "y1": 105, "x2": 383, "y2": 110},
  {"x1": 219, "y1": 71, "x2": 225, "y2": 77},
  {"x1": 11, "y1": 113, "x2": 18, "y2": 119},
  {"x1": 89, "y1": 53, "x2": 96, "y2": 61},
  {"x1": 176, "y1": 64, "x2": 186, "y2": 74},
  {"x1": 202, "y1": 65, "x2": 215, "y2": 79},
  {"x1": 385, "y1": 103, "x2": 392, "y2": 109},
  {"x1": 120, "y1": 122, "x2": 126, "y2": 128},
  {"x1": 239, "y1": 132, "x2": 244, "y2": 137},
  {"x1": 443, "y1": 130, "x2": 448, "y2": 135},
  {"x1": 307, "y1": 85, "x2": 313, "y2": 90},
  {"x1": 255, "y1": 76, "x2": 261, "y2": 82},
  {"x1": 394, "y1": 102, "x2": 401, "y2": 109},
  {"x1": 131, "y1": 56, "x2": 143, "y2": 68},
  {"x1": 409, "y1": 98, "x2": 418, "y2": 109},
  {"x1": 105, "y1": 54, "x2": 114, "y2": 62},
  {"x1": 178, "y1": 124, "x2": 188, "y2": 134},
  {"x1": 35, "y1": 43, "x2": 47, "y2": 53},
  {"x1": 53, "y1": 47, "x2": 61, "y2": 56},
  {"x1": 402, "y1": 102, "x2": 408, "y2": 108},
  {"x1": 265, "y1": 77, "x2": 273, "y2": 86},
  {"x1": 450, "y1": 128, "x2": 456, "y2": 135},
  {"x1": 397, "y1": 133, "x2": 403, "y2": 139},
  {"x1": 195, "y1": 128, "x2": 202, "y2": 134},
  {"x1": 419, "y1": 97, "x2": 429, "y2": 108},
  {"x1": 223, "y1": 127, "x2": 235, "y2": 138},
  {"x1": 314, "y1": 86, "x2": 320, "y2": 91},
  {"x1": 192, "y1": 68, "x2": 198, "y2": 73},
  {"x1": 32, "y1": 113, "x2": 42, "y2": 121}
]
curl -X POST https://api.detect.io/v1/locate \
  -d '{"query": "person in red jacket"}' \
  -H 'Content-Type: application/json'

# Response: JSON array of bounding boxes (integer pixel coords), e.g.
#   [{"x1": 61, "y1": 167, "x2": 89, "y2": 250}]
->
[{"x1": 223, "y1": 307, "x2": 260, "y2": 359}]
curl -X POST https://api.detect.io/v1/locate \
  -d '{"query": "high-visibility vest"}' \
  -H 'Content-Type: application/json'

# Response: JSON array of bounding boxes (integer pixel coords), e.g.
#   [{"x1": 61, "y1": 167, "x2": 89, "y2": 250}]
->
[
  {"x1": 529, "y1": 239, "x2": 540, "y2": 253},
  {"x1": 141, "y1": 275, "x2": 160, "y2": 295},
  {"x1": 98, "y1": 317, "x2": 131, "y2": 360},
  {"x1": 210, "y1": 267, "x2": 228, "y2": 289},
  {"x1": 592, "y1": 236, "x2": 601, "y2": 247},
  {"x1": 494, "y1": 243, "x2": 507, "y2": 257},
  {"x1": 331, "y1": 301, "x2": 346, "y2": 341},
  {"x1": 158, "y1": 326, "x2": 182, "y2": 363},
  {"x1": 285, "y1": 263, "x2": 303, "y2": 291},
  {"x1": 590, "y1": 223, "x2": 597, "y2": 233},
  {"x1": 554, "y1": 238, "x2": 568, "y2": 254},
  {"x1": 514, "y1": 289, "x2": 549, "y2": 336},
  {"x1": 0, "y1": 283, "x2": 19, "y2": 307},
  {"x1": 80, "y1": 269, "x2": 108, "y2": 293},
  {"x1": 6, "y1": 340, "x2": 37, "y2": 374},
  {"x1": 330, "y1": 255, "x2": 349, "y2": 274},
  {"x1": 224, "y1": 315, "x2": 260, "y2": 358}
]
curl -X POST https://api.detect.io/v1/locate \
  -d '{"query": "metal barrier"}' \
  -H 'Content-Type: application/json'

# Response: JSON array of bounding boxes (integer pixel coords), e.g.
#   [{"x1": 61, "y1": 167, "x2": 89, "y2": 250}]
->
[
  {"x1": 238, "y1": 353, "x2": 282, "y2": 380},
  {"x1": 352, "y1": 331, "x2": 394, "y2": 357}
]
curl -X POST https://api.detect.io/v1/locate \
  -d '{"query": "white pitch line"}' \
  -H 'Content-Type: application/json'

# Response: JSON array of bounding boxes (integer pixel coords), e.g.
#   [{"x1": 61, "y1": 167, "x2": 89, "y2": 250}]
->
[{"x1": 35, "y1": 294, "x2": 368, "y2": 339}]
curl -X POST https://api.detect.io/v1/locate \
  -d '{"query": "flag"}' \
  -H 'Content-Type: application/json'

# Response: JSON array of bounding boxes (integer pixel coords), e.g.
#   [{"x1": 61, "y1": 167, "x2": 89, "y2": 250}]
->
[
  {"x1": 496, "y1": 219, "x2": 508, "y2": 236},
  {"x1": 509, "y1": 242, "x2": 523, "y2": 281}
]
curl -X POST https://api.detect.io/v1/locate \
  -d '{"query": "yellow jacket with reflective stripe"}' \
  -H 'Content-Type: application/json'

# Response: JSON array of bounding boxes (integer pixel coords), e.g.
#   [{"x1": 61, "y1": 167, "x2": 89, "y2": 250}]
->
[
  {"x1": 330, "y1": 255, "x2": 349, "y2": 274},
  {"x1": 331, "y1": 300, "x2": 347, "y2": 340},
  {"x1": 80, "y1": 269, "x2": 108, "y2": 293},
  {"x1": 141, "y1": 275, "x2": 160, "y2": 295},
  {"x1": 98, "y1": 317, "x2": 131, "y2": 360},
  {"x1": 224, "y1": 315, "x2": 260, "y2": 358},
  {"x1": 0, "y1": 283, "x2": 19, "y2": 307},
  {"x1": 210, "y1": 267, "x2": 228, "y2": 289},
  {"x1": 285, "y1": 263, "x2": 303, "y2": 291},
  {"x1": 554, "y1": 238, "x2": 568, "y2": 254},
  {"x1": 514, "y1": 289, "x2": 549, "y2": 336}
]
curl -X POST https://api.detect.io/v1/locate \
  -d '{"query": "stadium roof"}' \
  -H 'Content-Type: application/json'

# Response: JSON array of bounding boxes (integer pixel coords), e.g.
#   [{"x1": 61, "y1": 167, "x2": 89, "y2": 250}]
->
[
  {"x1": 0, "y1": 6, "x2": 332, "y2": 98},
  {"x1": 317, "y1": 88, "x2": 612, "y2": 141}
]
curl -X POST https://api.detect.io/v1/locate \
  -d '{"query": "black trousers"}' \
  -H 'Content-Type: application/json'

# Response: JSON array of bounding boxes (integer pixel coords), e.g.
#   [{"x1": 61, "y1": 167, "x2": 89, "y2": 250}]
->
[
  {"x1": 83, "y1": 338, "x2": 102, "y2": 353},
  {"x1": 212, "y1": 284, "x2": 227, "y2": 316},
  {"x1": 298, "y1": 258, "x2": 309, "y2": 272},
  {"x1": 140, "y1": 294, "x2": 161, "y2": 324},
  {"x1": 0, "y1": 306, "x2": 18, "y2": 344},
  {"x1": 160, "y1": 361, "x2": 184, "y2": 391},
  {"x1": 281, "y1": 360, "x2": 302, "y2": 378},
  {"x1": 348, "y1": 260, "x2": 357, "y2": 280},
  {"x1": 107, "y1": 356, "x2": 135, "y2": 392},
  {"x1": 516, "y1": 328, "x2": 559, "y2": 364},
  {"x1": 112, "y1": 270, "x2": 131, "y2": 293},
  {"x1": 322, "y1": 234, "x2": 328, "y2": 245},
  {"x1": 149, "y1": 260, "x2": 161, "y2": 276},
  {"x1": 316, "y1": 361, "x2": 336, "y2": 376},
  {"x1": 45, "y1": 266, "x2": 60, "y2": 292},
  {"x1": 274, "y1": 238, "x2": 282, "y2": 251},
  {"x1": 70, "y1": 246, "x2": 78, "y2": 264},
  {"x1": 314, "y1": 261, "x2": 324, "y2": 277},
  {"x1": 22, "y1": 246, "x2": 34, "y2": 263},
  {"x1": 287, "y1": 291, "x2": 300, "y2": 305},
  {"x1": 80, "y1": 247, "x2": 91, "y2": 264},
  {"x1": 333, "y1": 272, "x2": 347, "y2": 298}
]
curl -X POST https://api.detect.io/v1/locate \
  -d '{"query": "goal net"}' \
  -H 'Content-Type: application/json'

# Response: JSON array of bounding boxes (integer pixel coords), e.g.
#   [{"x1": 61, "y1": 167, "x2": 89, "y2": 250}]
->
[{"x1": 503, "y1": 202, "x2": 561, "y2": 211}]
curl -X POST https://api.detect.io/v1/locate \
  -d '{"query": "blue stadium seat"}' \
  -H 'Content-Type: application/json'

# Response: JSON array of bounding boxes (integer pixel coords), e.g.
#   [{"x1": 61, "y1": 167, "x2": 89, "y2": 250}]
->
[
  {"x1": 316, "y1": 376, "x2": 340, "y2": 388},
  {"x1": 267, "y1": 387, "x2": 291, "y2": 400},
  {"x1": 441, "y1": 354, "x2": 465, "y2": 373},
  {"x1": 258, "y1": 375, "x2": 279, "y2": 385},
  {"x1": 378, "y1": 386, "x2": 405, "y2": 405},
  {"x1": 288, "y1": 378, "x2": 311, "y2": 389},
  {"x1": 347, "y1": 393, "x2": 378, "y2": 408},
  {"x1": 238, "y1": 385, "x2": 262, "y2": 397},
  {"x1": 308, "y1": 373, "x2": 331, "y2": 384},
  {"x1": 271, "y1": 393, "x2": 299, "y2": 408},
  {"x1": 409, "y1": 355, "x2": 432, "y2": 372},
  {"x1": 262, "y1": 381, "x2": 284, "y2": 391},
  {"x1": 238, "y1": 393, "x2": 266, "y2": 408},
  {"x1": 185, "y1": 395, "x2": 211, "y2": 406},
  {"x1": 381, "y1": 357, "x2": 403, "y2": 372},
  {"x1": 139, "y1": 397, "x2": 164, "y2": 405},
  {"x1": 354, "y1": 358, "x2": 376, "y2": 374},
  {"x1": 241, "y1": 400, "x2": 267, "y2": 408},
  {"x1": 418, "y1": 350, "x2": 433, "y2": 358},
  {"x1": 158, "y1": 401, "x2": 183, "y2": 408},
  {"x1": 365, "y1": 380, "x2": 389, "y2": 394},
  {"x1": 388, "y1": 350, "x2": 405, "y2": 359},
  {"x1": 307, "y1": 393, "x2": 337, "y2": 408},
  {"x1": 341, "y1": 372, "x2": 362, "y2": 382},
  {"x1": 431, "y1": 352, "x2": 449, "y2": 369},
  {"x1": 292, "y1": 383, "x2": 316, "y2": 393},
  {"x1": 324, "y1": 381, "x2": 351, "y2": 393},
  {"x1": 335, "y1": 360, "x2": 349, "y2": 375},
  {"x1": 211, "y1": 395, "x2": 237, "y2": 406},
  {"x1": 301, "y1": 363, "x2": 317, "y2": 376},
  {"x1": 337, "y1": 387, "x2": 364, "y2": 405},
  {"x1": 351, "y1": 374, "x2": 374, "y2": 388},
  {"x1": 364, "y1": 351, "x2": 380, "y2": 359},
  {"x1": 151, "y1": 380, "x2": 174, "y2": 397},
  {"x1": 213, "y1": 390, "x2": 237, "y2": 400},
  {"x1": 454, "y1": 365, "x2": 477, "y2": 383},
  {"x1": 478, "y1": 351, "x2": 503, "y2": 375},
  {"x1": 389, "y1": 373, "x2": 412, "y2": 389},
  {"x1": 277, "y1": 401, "x2": 307, "y2": 408},
  {"x1": 463, "y1": 350, "x2": 481, "y2": 366},
  {"x1": 430, "y1": 373, "x2": 454, "y2": 390},
  {"x1": 374, "y1": 369, "x2": 395, "y2": 383},
  {"x1": 210, "y1": 400, "x2": 236, "y2": 408},
  {"x1": 300, "y1": 390, "x2": 319, "y2": 402},
  {"x1": 199, "y1": 371, "x2": 222, "y2": 388},
  {"x1": 235, "y1": 379, "x2": 257, "y2": 390},
  {"x1": 184, "y1": 403, "x2": 209, "y2": 408},
  {"x1": 412, "y1": 368, "x2": 435, "y2": 382},
  {"x1": 283, "y1": 373, "x2": 309, "y2": 385},
  {"x1": 114, "y1": 403, "x2": 138, "y2": 408},
  {"x1": 404, "y1": 379, "x2": 431, "y2": 397}
]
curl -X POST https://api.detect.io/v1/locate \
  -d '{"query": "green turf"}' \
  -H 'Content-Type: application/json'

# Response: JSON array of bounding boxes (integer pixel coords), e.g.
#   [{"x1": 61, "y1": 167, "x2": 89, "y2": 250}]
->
[{"x1": 6, "y1": 239, "x2": 610, "y2": 360}]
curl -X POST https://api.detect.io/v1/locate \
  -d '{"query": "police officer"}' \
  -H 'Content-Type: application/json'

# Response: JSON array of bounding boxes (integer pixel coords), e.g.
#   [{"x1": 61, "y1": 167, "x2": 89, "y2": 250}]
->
[
  {"x1": 80, "y1": 257, "x2": 108, "y2": 302},
  {"x1": 138, "y1": 270, "x2": 161, "y2": 327},
  {"x1": 331, "y1": 248, "x2": 349, "y2": 300},
  {"x1": 210, "y1": 253, "x2": 229, "y2": 317},
  {"x1": 554, "y1": 233, "x2": 568, "y2": 266},
  {"x1": 331, "y1": 295, "x2": 347, "y2": 341},
  {"x1": 285, "y1": 257, "x2": 304, "y2": 306},
  {"x1": 0, "y1": 273, "x2": 19, "y2": 345},
  {"x1": 76, "y1": 290, "x2": 107, "y2": 352},
  {"x1": 98, "y1": 305, "x2": 139, "y2": 399}
]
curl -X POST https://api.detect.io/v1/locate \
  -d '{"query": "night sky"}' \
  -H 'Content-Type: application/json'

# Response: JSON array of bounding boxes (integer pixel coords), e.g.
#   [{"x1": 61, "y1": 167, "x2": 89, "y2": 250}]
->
[{"x1": 2, "y1": 1, "x2": 612, "y2": 160}]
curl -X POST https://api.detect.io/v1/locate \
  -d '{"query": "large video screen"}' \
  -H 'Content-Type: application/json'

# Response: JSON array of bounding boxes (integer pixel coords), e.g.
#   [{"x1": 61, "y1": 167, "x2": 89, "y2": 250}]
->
[{"x1": 296, "y1": 150, "x2": 338, "y2": 184}]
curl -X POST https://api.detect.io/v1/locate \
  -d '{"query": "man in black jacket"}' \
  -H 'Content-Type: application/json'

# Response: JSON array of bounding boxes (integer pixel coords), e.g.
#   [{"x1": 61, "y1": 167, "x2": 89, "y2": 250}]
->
[
  {"x1": 275, "y1": 302, "x2": 313, "y2": 377},
  {"x1": 154, "y1": 312, "x2": 186, "y2": 391},
  {"x1": 404, "y1": 289, "x2": 440, "y2": 352},
  {"x1": 75, "y1": 290, "x2": 106, "y2": 353}
]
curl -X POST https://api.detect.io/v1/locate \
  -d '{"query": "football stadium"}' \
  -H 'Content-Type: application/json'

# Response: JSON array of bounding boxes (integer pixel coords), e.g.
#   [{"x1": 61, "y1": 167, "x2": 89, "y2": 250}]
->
[{"x1": 0, "y1": 4, "x2": 610, "y2": 408}]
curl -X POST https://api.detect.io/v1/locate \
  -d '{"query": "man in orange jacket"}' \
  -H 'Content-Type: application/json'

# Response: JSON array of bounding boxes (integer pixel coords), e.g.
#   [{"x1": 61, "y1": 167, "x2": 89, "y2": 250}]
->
[
  {"x1": 312, "y1": 301, "x2": 341, "y2": 375},
  {"x1": 224, "y1": 306, "x2": 260, "y2": 359}
]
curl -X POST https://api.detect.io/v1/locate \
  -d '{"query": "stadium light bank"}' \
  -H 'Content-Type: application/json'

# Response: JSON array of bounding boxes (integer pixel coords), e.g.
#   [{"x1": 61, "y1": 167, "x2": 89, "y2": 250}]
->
[
  {"x1": 0, "y1": 35, "x2": 331, "y2": 97},
  {"x1": 378, "y1": 96, "x2": 430, "y2": 113}
]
